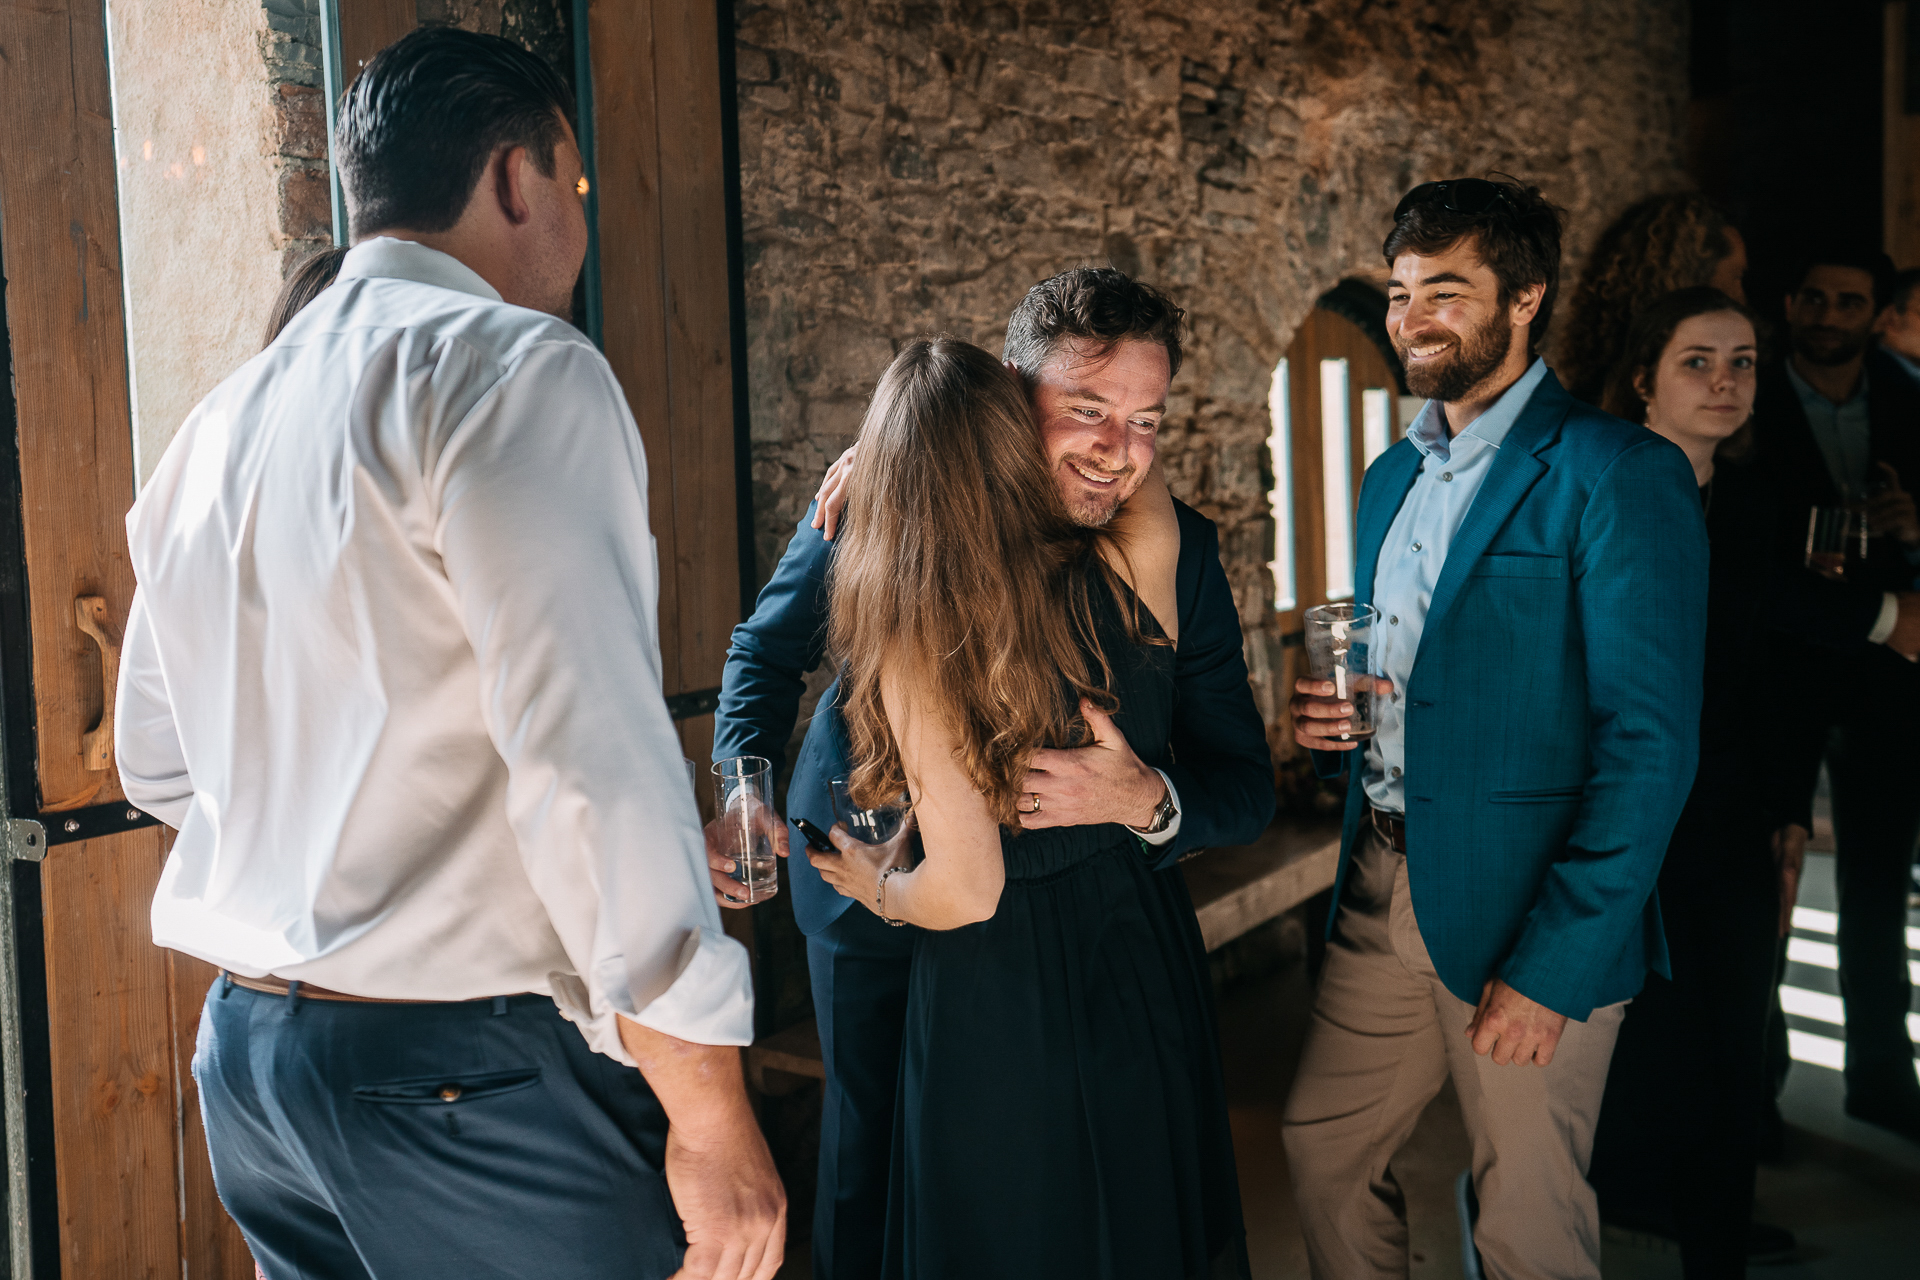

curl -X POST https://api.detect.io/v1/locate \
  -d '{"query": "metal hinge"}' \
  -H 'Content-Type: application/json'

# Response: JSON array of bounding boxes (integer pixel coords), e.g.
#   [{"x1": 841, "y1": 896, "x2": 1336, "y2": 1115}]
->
[{"x1": 0, "y1": 820, "x2": 44, "y2": 864}]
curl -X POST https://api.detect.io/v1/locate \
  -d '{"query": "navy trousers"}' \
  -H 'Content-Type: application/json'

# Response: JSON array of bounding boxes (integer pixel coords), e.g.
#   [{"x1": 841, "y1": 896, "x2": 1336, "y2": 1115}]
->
[
  {"x1": 196, "y1": 979, "x2": 684, "y2": 1279},
  {"x1": 807, "y1": 904, "x2": 916, "y2": 1280}
]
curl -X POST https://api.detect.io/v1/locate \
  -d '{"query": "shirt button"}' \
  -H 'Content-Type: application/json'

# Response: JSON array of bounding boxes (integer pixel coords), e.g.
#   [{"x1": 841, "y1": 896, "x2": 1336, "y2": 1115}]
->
[
  {"x1": 1390, "y1": 767, "x2": 1403, "y2": 779},
  {"x1": 1389, "y1": 615, "x2": 1399, "y2": 625},
  {"x1": 438, "y1": 1084, "x2": 463, "y2": 1102},
  {"x1": 1411, "y1": 541, "x2": 1423, "y2": 552},
  {"x1": 1441, "y1": 472, "x2": 1453, "y2": 482}
]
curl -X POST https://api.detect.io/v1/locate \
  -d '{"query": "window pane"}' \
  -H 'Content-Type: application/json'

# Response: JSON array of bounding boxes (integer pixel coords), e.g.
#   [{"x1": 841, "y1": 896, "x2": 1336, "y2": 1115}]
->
[
  {"x1": 1268, "y1": 359, "x2": 1295, "y2": 612},
  {"x1": 1361, "y1": 387, "x2": 1392, "y2": 467},
  {"x1": 1320, "y1": 358, "x2": 1353, "y2": 600}
]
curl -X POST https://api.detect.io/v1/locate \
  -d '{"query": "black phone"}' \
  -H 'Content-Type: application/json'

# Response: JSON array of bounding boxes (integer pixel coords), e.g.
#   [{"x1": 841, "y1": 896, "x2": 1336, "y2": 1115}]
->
[{"x1": 793, "y1": 818, "x2": 837, "y2": 852}]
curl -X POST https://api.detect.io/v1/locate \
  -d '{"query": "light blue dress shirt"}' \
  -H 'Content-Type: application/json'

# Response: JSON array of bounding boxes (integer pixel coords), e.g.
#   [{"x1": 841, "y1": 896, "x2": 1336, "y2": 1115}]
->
[
  {"x1": 1784, "y1": 361, "x2": 1872, "y2": 498},
  {"x1": 1362, "y1": 357, "x2": 1552, "y2": 814}
]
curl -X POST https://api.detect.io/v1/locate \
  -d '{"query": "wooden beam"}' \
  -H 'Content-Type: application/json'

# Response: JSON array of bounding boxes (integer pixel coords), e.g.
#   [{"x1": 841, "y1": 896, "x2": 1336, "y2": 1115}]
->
[
  {"x1": 1888, "y1": 3, "x2": 1920, "y2": 267},
  {"x1": 0, "y1": 0, "x2": 139, "y2": 813},
  {"x1": 1182, "y1": 819, "x2": 1341, "y2": 953},
  {"x1": 587, "y1": 0, "x2": 742, "y2": 699},
  {"x1": 38, "y1": 831, "x2": 179, "y2": 1276},
  {"x1": 336, "y1": 0, "x2": 418, "y2": 85}
]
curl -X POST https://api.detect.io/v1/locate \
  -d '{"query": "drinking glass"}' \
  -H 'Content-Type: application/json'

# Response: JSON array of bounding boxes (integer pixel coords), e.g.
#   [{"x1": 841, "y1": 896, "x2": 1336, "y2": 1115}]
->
[
  {"x1": 830, "y1": 776, "x2": 909, "y2": 845},
  {"x1": 1303, "y1": 603, "x2": 1379, "y2": 742},
  {"x1": 712, "y1": 756, "x2": 779, "y2": 905},
  {"x1": 1804, "y1": 505, "x2": 1866, "y2": 580}
]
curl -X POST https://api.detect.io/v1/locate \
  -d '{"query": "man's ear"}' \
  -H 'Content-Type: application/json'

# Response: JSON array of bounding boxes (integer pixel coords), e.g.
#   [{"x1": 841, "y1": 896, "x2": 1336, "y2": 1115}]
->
[
  {"x1": 1507, "y1": 281, "x2": 1546, "y2": 329},
  {"x1": 1003, "y1": 358, "x2": 1021, "y2": 377},
  {"x1": 493, "y1": 145, "x2": 534, "y2": 227}
]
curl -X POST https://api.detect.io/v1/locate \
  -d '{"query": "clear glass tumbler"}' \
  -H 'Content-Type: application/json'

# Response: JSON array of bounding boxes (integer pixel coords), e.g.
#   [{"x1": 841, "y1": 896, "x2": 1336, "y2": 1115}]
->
[
  {"x1": 1804, "y1": 505, "x2": 1865, "y2": 580},
  {"x1": 830, "y1": 776, "x2": 908, "y2": 845},
  {"x1": 1303, "y1": 602, "x2": 1380, "y2": 742},
  {"x1": 712, "y1": 756, "x2": 779, "y2": 905}
]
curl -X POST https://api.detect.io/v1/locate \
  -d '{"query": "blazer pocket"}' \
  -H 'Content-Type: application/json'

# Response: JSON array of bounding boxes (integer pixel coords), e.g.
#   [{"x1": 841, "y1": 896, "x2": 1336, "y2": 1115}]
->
[
  {"x1": 353, "y1": 1067, "x2": 541, "y2": 1105},
  {"x1": 1470, "y1": 554, "x2": 1565, "y2": 579},
  {"x1": 1488, "y1": 785, "x2": 1585, "y2": 805}
]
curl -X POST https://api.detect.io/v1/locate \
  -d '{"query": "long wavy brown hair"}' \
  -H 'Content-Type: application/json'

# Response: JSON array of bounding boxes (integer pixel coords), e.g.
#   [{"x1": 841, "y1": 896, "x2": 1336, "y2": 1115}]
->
[
  {"x1": 829, "y1": 337, "x2": 1138, "y2": 828},
  {"x1": 1557, "y1": 193, "x2": 1736, "y2": 405}
]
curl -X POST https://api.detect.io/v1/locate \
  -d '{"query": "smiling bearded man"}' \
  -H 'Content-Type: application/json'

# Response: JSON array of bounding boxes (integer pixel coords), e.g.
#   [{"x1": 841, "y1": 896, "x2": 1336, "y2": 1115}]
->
[{"x1": 1283, "y1": 177, "x2": 1709, "y2": 1280}]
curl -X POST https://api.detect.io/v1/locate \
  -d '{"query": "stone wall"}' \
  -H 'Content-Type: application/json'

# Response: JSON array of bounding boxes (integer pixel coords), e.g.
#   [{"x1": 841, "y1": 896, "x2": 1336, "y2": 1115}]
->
[
  {"x1": 733, "y1": 0, "x2": 1691, "y2": 641},
  {"x1": 112, "y1": 0, "x2": 328, "y2": 483}
]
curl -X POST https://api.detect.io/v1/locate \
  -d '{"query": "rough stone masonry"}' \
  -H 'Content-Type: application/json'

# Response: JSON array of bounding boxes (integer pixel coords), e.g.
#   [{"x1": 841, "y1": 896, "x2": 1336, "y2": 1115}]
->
[{"x1": 733, "y1": 0, "x2": 1690, "y2": 720}]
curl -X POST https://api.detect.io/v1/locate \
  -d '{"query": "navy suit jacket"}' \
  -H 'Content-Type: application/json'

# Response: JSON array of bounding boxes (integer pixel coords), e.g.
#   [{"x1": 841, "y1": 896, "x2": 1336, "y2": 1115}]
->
[
  {"x1": 1316, "y1": 371, "x2": 1709, "y2": 1021},
  {"x1": 715, "y1": 498, "x2": 1275, "y2": 935}
]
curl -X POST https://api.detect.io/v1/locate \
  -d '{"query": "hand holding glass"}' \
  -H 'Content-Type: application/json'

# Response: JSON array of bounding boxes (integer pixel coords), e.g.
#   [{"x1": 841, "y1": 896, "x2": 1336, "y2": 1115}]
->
[
  {"x1": 712, "y1": 756, "x2": 779, "y2": 905},
  {"x1": 1303, "y1": 603, "x2": 1379, "y2": 741}
]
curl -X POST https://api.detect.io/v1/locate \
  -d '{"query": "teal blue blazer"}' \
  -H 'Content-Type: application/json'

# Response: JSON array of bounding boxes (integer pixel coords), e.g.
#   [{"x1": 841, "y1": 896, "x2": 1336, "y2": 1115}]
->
[{"x1": 1316, "y1": 371, "x2": 1709, "y2": 1021}]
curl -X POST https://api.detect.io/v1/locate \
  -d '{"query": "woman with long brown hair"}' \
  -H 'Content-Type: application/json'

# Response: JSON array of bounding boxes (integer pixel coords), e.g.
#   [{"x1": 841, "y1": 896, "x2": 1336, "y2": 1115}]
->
[
  {"x1": 808, "y1": 337, "x2": 1247, "y2": 1279},
  {"x1": 1557, "y1": 192, "x2": 1746, "y2": 405}
]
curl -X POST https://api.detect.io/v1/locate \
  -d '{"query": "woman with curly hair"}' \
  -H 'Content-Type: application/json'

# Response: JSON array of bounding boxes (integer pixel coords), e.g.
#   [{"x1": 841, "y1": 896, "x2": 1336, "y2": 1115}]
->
[{"x1": 1557, "y1": 192, "x2": 1747, "y2": 404}]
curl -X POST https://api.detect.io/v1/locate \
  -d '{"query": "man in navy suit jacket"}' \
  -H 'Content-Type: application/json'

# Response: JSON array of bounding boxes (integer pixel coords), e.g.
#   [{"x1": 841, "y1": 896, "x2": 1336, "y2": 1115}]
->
[
  {"x1": 713, "y1": 268, "x2": 1273, "y2": 1280},
  {"x1": 1282, "y1": 180, "x2": 1708, "y2": 1280}
]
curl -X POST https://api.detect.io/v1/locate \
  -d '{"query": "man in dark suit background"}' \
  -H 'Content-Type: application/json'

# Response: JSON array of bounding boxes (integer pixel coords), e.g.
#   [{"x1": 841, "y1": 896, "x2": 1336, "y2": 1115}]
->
[
  {"x1": 711, "y1": 267, "x2": 1274, "y2": 1279},
  {"x1": 1752, "y1": 247, "x2": 1920, "y2": 1142}
]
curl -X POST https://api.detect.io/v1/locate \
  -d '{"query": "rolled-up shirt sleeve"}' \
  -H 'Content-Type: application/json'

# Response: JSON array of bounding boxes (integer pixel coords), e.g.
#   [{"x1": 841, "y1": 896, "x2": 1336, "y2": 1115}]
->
[
  {"x1": 432, "y1": 338, "x2": 753, "y2": 1057},
  {"x1": 115, "y1": 589, "x2": 196, "y2": 829}
]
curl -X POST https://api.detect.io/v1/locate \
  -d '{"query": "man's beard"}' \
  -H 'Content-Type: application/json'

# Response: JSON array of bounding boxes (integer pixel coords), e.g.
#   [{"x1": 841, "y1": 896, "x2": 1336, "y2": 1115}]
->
[
  {"x1": 1792, "y1": 324, "x2": 1872, "y2": 368},
  {"x1": 1396, "y1": 310, "x2": 1514, "y2": 402},
  {"x1": 1058, "y1": 456, "x2": 1135, "y2": 528}
]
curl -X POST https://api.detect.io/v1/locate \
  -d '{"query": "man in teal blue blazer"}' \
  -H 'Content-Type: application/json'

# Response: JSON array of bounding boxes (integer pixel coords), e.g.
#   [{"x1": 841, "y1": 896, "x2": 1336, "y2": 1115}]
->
[{"x1": 1281, "y1": 179, "x2": 1708, "y2": 1280}]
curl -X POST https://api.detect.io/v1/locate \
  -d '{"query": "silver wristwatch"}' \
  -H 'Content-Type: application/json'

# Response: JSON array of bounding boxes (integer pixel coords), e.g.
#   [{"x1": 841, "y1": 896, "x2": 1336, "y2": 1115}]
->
[{"x1": 1130, "y1": 784, "x2": 1178, "y2": 836}]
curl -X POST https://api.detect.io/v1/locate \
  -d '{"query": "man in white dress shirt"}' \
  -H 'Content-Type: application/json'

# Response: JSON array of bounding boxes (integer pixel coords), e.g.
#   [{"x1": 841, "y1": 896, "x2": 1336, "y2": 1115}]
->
[{"x1": 116, "y1": 29, "x2": 782, "y2": 1280}]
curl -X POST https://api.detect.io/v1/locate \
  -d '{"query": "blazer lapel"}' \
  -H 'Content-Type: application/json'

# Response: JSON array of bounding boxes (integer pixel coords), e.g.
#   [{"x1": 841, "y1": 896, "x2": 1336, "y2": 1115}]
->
[
  {"x1": 1354, "y1": 442, "x2": 1422, "y2": 608},
  {"x1": 1420, "y1": 392, "x2": 1557, "y2": 639}
]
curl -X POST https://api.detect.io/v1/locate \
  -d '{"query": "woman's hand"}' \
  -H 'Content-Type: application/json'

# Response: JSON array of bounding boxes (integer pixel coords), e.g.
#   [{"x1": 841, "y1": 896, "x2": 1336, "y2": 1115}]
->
[
  {"x1": 808, "y1": 817, "x2": 916, "y2": 918},
  {"x1": 809, "y1": 446, "x2": 859, "y2": 541}
]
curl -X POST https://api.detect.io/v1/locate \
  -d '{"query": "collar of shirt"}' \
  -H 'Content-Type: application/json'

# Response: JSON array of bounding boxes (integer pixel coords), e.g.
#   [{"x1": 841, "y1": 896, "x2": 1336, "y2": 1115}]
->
[
  {"x1": 337, "y1": 236, "x2": 503, "y2": 303},
  {"x1": 1783, "y1": 357, "x2": 1869, "y2": 416},
  {"x1": 1404, "y1": 357, "x2": 1551, "y2": 464}
]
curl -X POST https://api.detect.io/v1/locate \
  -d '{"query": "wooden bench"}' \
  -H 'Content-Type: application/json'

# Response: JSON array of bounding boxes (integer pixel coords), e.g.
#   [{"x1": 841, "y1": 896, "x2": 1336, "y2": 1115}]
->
[{"x1": 745, "y1": 816, "x2": 1343, "y2": 1090}]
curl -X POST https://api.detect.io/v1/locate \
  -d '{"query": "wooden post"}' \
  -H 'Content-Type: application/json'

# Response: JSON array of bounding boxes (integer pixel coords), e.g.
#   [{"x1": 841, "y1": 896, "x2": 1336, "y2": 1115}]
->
[
  {"x1": 1888, "y1": 3, "x2": 1920, "y2": 267},
  {"x1": 0, "y1": 1, "x2": 250, "y2": 1274}
]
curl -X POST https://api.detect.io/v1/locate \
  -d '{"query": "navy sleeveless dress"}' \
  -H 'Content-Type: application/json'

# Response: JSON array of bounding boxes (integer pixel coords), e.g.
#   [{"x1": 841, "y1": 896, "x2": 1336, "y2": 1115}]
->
[{"x1": 882, "y1": 577, "x2": 1250, "y2": 1280}]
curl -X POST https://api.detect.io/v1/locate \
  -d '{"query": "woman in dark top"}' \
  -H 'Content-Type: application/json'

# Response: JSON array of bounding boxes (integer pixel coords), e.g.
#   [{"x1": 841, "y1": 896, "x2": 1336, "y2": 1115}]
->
[
  {"x1": 806, "y1": 338, "x2": 1248, "y2": 1280},
  {"x1": 1586, "y1": 288, "x2": 1821, "y2": 1277}
]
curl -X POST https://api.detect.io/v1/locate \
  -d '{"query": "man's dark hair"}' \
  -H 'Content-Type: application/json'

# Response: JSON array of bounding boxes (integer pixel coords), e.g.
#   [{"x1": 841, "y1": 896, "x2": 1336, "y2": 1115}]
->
[
  {"x1": 1002, "y1": 267, "x2": 1185, "y2": 383},
  {"x1": 1891, "y1": 267, "x2": 1920, "y2": 315},
  {"x1": 1383, "y1": 177, "x2": 1566, "y2": 354},
  {"x1": 336, "y1": 27, "x2": 574, "y2": 240},
  {"x1": 1792, "y1": 244, "x2": 1898, "y2": 311}
]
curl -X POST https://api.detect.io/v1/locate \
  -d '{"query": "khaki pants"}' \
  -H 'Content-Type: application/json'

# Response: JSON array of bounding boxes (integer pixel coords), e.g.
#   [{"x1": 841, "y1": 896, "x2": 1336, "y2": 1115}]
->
[{"x1": 1282, "y1": 825, "x2": 1626, "y2": 1280}]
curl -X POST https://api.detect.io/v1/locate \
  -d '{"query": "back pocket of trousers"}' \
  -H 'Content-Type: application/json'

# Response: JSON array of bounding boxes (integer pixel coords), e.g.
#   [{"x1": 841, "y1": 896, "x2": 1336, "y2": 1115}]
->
[{"x1": 353, "y1": 1068, "x2": 541, "y2": 1106}]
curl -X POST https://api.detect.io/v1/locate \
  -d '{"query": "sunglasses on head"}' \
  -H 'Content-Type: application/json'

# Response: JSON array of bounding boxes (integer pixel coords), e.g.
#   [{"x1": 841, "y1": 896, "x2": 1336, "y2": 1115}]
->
[{"x1": 1394, "y1": 178, "x2": 1512, "y2": 223}]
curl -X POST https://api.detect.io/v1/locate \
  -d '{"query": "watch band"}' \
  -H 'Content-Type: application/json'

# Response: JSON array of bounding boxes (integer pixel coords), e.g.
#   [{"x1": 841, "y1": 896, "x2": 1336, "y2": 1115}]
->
[{"x1": 1130, "y1": 784, "x2": 1178, "y2": 836}]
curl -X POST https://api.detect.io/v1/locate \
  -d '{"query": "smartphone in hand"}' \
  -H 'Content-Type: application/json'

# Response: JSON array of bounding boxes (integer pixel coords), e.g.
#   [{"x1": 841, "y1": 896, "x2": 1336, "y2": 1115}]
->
[{"x1": 793, "y1": 818, "x2": 836, "y2": 852}]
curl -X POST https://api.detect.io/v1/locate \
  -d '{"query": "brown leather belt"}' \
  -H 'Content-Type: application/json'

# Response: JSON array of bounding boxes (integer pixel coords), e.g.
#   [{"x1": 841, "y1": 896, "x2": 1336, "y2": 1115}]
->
[
  {"x1": 1369, "y1": 806, "x2": 1407, "y2": 853},
  {"x1": 221, "y1": 971, "x2": 442, "y2": 1005}
]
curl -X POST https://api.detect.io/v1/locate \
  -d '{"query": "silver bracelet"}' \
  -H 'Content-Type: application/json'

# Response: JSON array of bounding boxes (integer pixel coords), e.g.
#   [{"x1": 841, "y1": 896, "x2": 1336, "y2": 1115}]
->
[{"x1": 876, "y1": 866, "x2": 907, "y2": 927}]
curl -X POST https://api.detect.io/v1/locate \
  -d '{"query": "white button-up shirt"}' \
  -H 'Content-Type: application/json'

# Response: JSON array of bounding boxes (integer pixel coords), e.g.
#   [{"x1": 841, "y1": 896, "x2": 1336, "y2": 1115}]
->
[
  {"x1": 119, "y1": 238, "x2": 752, "y2": 1060},
  {"x1": 1363, "y1": 358, "x2": 1551, "y2": 814}
]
